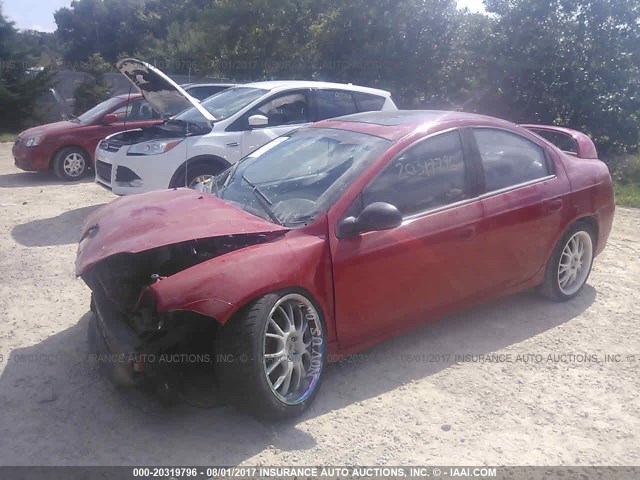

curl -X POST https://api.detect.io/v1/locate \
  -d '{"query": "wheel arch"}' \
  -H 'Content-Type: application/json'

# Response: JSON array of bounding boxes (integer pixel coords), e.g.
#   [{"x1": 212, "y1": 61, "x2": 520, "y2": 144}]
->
[
  {"x1": 166, "y1": 285, "x2": 327, "y2": 330},
  {"x1": 539, "y1": 216, "x2": 598, "y2": 300},
  {"x1": 536, "y1": 214, "x2": 599, "y2": 283},
  {"x1": 574, "y1": 215, "x2": 599, "y2": 251},
  {"x1": 547, "y1": 215, "x2": 599, "y2": 263},
  {"x1": 169, "y1": 155, "x2": 231, "y2": 188},
  {"x1": 225, "y1": 286, "x2": 328, "y2": 327}
]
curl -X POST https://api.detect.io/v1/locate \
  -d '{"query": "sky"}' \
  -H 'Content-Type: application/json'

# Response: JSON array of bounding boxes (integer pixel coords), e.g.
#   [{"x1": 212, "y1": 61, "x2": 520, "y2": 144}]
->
[{"x1": 3, "y1": 0, "x2": 486, "y2": 32}]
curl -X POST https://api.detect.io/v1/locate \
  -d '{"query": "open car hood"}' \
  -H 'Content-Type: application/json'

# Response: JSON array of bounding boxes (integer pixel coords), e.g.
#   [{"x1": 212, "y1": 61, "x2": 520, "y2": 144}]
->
[
  {"x1": 75, "y1": 188, "x2": 287, "y2": 275},
  {"x1": 116, "y1": 58, "x2": 215, "y2": 121}
]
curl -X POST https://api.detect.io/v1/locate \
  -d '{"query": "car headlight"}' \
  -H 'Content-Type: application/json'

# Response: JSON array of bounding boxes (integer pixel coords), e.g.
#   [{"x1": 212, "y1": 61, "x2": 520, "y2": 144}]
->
[
  {"x1": 23, "y1": 133, "x2": 46, "y2": 147},
  {"x1": 127, "y1": 139, "x2": 183, "y2": 156}
]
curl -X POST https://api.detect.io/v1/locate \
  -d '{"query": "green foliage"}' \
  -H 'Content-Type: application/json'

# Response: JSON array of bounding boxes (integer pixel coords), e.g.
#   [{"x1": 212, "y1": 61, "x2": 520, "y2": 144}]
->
[
  {"x1": 614, "y1": 182, "x2": 640, "y2": 208},
  {"x1": 55, "y1": 0, "x2": 151, "y2": 63},
  {"x1": 0, "y1": 4, "x2": 56, "y2": 130},
  {"x1": 0, "y1": 131, "x2": 18, "y2": 142},
  {"x1": 72, "y1": 53, "x2": 111, "y2": 115},
  {"x1": 607, "y1": 152, "x2": 640, "y2": 207},
  {"x1": 608, "y1": 153, "x2": 640, "y2": 186},
  {"x1": 483, "y1": 0, "x2": 640, "y2": 154},
  {"x1": 41, "y1": 0, "x2": 640, "y2": 157}
]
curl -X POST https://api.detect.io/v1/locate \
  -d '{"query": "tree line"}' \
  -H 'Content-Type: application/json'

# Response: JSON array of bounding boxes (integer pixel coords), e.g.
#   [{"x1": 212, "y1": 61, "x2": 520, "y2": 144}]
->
[{"x1": 1, "y1": 0, "x2": 639, "y2": 156}]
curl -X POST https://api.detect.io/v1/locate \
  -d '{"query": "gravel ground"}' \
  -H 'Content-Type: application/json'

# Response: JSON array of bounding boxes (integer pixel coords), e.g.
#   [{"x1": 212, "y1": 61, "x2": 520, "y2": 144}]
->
[{"x1": 0, "y1": 142, "x2": 638, "y2": 466}]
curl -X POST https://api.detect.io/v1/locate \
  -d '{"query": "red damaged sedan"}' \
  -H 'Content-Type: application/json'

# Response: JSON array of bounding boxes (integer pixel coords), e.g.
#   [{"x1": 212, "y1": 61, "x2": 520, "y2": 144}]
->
[{"x1": 75, "y1": 111, "x2": 615, "y2": 419}]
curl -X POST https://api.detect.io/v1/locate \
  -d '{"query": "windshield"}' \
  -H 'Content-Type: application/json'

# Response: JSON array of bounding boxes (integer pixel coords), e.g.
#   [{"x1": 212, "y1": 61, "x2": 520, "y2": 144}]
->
[
  {"x1": 77, "y1": 97, "x2": 123, "y2": 124},
  {"x1": 218, "y1": 128, "x2": 391, "y2": 226},
  {"x1": 172, "y1": 87, "x2": 268, "y2": 125}
]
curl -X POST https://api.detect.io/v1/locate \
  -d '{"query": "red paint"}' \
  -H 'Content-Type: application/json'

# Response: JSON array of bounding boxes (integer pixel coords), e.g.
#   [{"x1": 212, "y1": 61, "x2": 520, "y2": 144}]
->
[
  {"x1": 12, "y1": 94, "x2": 160, "y2": 172},
  {"x1": 77, "y1": 111, "x2": 615, "y2": 356},
  {"x1": 75, "y1": 188, "x2": 288, "y2": 273},
  {"x1": 521, "y1": 124, "x2": 599, "y2": 159}
]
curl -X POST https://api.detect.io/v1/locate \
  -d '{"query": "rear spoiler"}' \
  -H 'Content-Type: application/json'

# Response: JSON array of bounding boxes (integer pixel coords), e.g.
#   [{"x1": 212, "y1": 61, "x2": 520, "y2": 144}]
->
[{"x1": 521, "y1": 124, "x2": 598, "y2": 159}]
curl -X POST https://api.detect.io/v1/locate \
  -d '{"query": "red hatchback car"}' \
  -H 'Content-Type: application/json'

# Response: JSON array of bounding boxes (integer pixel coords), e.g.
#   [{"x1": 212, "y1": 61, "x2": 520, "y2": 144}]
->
[
  {"x1": 13, "y1": 94, "x2": 162, "y2": 181},
  {"x1": 75, "y1": 111, "x2": 615, "y2": 419}
]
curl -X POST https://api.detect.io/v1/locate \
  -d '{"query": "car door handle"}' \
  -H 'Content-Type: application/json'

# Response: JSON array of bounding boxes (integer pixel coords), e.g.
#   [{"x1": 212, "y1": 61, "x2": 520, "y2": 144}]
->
[
  {"x1": 545, "y1": 199, "x2": 564, "y2": 212},
  {"x1": 456, "y1": 226, "x2": 476, "y2": 241},
  {"x1": 226, "y1": 142, "x2": 239, "y2": 147}
]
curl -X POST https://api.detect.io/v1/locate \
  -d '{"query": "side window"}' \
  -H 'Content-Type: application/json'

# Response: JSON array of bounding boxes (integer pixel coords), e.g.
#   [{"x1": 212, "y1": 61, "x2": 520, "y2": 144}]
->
[
  {"x1": 247, "y1": 90, "x2": 309, "y2": 128},
  {"x1": 529, "y1": 128, "x2": 578, "y2": 155},
  {"x1": 362, "y1": 130, "x2": 468, "y2": 217},
  {"x1": 315, "y1": 90, "x2": 358, "y2": 121},
  {"x1": 112, "y1": 99, "x2": 159, "y2": 121},
  {"x1": 353, "y1": 92, "x2": 386, "y2": 112},
  {"x1": 473, "y1": 129, "x2": 550, "y2": 192}
]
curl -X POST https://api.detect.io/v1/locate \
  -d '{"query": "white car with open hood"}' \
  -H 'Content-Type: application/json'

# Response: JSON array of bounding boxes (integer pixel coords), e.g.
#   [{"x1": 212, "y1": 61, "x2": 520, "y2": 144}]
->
[{"x1": 95, "y1": 58, "x2": 398, "y2": 195}]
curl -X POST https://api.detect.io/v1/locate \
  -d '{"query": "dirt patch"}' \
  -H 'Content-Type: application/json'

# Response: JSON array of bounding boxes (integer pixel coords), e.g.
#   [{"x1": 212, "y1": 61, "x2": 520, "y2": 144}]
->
[{"x1": 0, "y1": 143, "x2": 638, "y2": 465}]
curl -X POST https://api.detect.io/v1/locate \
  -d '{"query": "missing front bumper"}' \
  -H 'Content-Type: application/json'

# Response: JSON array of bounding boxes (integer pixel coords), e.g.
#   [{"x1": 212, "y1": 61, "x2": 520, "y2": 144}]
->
[{"x1": 88, "y1": 293, "x2": 144, "y2": 387}]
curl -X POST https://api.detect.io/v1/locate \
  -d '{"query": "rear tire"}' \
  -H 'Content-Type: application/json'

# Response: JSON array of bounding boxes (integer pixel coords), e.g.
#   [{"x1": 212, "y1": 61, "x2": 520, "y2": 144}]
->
[
  {"x1": 540, "y1": 222, "x2": 595, "y2": 301},
  {"x1": 215, "y1": 292, "x2": 326, "y2": 420},
  {"x1": 52, "y1": 147, "x2": 88, "y2": 181}
]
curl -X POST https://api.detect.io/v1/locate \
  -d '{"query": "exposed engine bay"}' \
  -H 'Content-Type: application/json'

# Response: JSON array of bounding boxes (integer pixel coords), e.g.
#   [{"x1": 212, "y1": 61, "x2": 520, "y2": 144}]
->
[
  {"x1": 82, "y1": 232, "x2": 283, "y2": 402},
  {"x1": 101, "y1": 119, "x2": 211, "y2": 150}
]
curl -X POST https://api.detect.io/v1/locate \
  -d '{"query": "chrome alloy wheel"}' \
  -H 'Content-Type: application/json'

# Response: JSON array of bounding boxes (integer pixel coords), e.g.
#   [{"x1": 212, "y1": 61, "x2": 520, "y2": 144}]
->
[
  {"x1": 262, "y1": 294, "x2": 324, "y2": 405},
  {"x1": 62, "y1": 152, "x2": 86, "y2": 177},
  {"x1": 557, "y1": 231, "x2": 593, "y2": 296}
]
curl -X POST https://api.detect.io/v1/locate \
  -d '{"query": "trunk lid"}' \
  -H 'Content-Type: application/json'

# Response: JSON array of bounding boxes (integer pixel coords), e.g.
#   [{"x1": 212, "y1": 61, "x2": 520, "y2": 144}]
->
[{"x1": 521, "y1": 124, "x2": 598, "y2": 159}]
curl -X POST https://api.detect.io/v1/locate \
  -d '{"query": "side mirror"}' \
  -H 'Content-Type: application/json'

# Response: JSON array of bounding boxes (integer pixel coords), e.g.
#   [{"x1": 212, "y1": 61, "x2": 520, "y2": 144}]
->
[
  {"x1": 337, "y1": 202, "x2": 402, "y2": 238},
  {"x1": 248, "y1": 114, "x2": 269, "y2": 128},
  {"x1": 103, "y1": 113, "x2": 120, "y2": 125}
]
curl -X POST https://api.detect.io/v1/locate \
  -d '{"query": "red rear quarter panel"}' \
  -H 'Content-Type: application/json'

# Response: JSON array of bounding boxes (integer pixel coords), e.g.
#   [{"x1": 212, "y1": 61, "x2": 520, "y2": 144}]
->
[{"x1": 558, "y1": 153, "x2": 615, "y2": 256}]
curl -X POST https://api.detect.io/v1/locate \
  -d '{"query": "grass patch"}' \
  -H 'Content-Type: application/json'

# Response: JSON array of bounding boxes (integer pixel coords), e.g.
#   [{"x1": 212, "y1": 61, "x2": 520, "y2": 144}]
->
[
  {"x1": 605, "y1": 153, "x2": 640, "y2": 208},
  {"x1": 0, "y1": 132, "x2": 18, "y2": 143},
  {"x1": 614, "y1": 182, "x2": 640, "y2": 208}
]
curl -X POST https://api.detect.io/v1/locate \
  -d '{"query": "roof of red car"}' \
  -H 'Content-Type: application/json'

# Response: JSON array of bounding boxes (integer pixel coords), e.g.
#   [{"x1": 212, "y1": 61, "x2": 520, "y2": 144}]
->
[{"x1": 314, "y1": 110, "x2": 517, "y2": 141}]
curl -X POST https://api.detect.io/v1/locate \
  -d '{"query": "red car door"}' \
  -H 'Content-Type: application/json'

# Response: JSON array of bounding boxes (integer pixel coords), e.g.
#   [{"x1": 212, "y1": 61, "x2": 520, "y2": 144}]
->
[
  {"x1": 329, "y1": 130, "x2": 486, "y2": 350},
  {"x1": 469, "y1": 127, "x2": 571, "y2": 291}
]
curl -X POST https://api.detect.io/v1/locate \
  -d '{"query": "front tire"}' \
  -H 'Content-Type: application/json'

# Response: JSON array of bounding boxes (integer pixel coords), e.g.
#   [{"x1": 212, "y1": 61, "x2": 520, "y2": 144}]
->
[
  {"x1": 173, "y1": 163, "x2": 225, "y2": 190},
  {"x1": 540, "y1": 222, "x2": 595, "y2": 301},
  {"x1": 215, "y1": 292, "x2": 326, "y2": 420},
  {"x1": 52, "y1": 147, "x2": 88, "y2": 181}
]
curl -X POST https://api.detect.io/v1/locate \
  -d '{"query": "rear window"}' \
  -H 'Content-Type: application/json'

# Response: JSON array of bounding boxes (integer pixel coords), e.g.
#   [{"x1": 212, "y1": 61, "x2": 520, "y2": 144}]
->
[
  {"x1": 529, "y1": 128, "x2": 578, "y2": 155},
  {"x1": 353, "y1": 92, "x2": 386, "y2": 112},
  {"x1": 316, "y1": 90, "x2": 358, "y2": 120}
]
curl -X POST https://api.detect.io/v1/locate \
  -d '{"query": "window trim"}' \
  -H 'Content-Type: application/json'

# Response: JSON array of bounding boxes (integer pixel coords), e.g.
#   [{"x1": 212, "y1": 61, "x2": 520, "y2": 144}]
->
[
  {"x1": 312, "y1": 88, "x2": 359, "y2": 122},
  {"x1": 226, "y1": 88, "x2": 312, "y2": 132},
  {"x1": 352, "y1": 91, "x2": 387, "y2": 112},
  {"x1": 111, "y1": 98, "x2": 159, "y2": 122},
  {"x1": 356, "y1": 127, "x2": 476, "y2": 220},
  {"x1": 468, "y1": 126, "x2": 557, "y2": 195},
  {"x1": 341, "y1": 126, "x2": 561, "y2": 228}
]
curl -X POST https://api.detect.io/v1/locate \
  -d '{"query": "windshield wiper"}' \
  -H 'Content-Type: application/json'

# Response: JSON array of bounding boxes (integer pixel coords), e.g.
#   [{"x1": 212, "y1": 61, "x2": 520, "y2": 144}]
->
[
  {"x1": 68, "y1": 115, "x2": 81, "y2": 123},
  {"x1": 241, "y1": 175, "x2": 282, "y2": 225}
]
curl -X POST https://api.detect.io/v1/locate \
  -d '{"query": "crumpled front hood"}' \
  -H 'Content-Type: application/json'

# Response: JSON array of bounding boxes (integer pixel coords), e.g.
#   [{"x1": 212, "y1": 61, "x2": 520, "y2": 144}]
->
[
  {"x1": 116, "y1": 58, "x2": 215, "y2": 121},
  {"x1": 75, "y1": 188, "x2": 287, "y2": 275}
]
